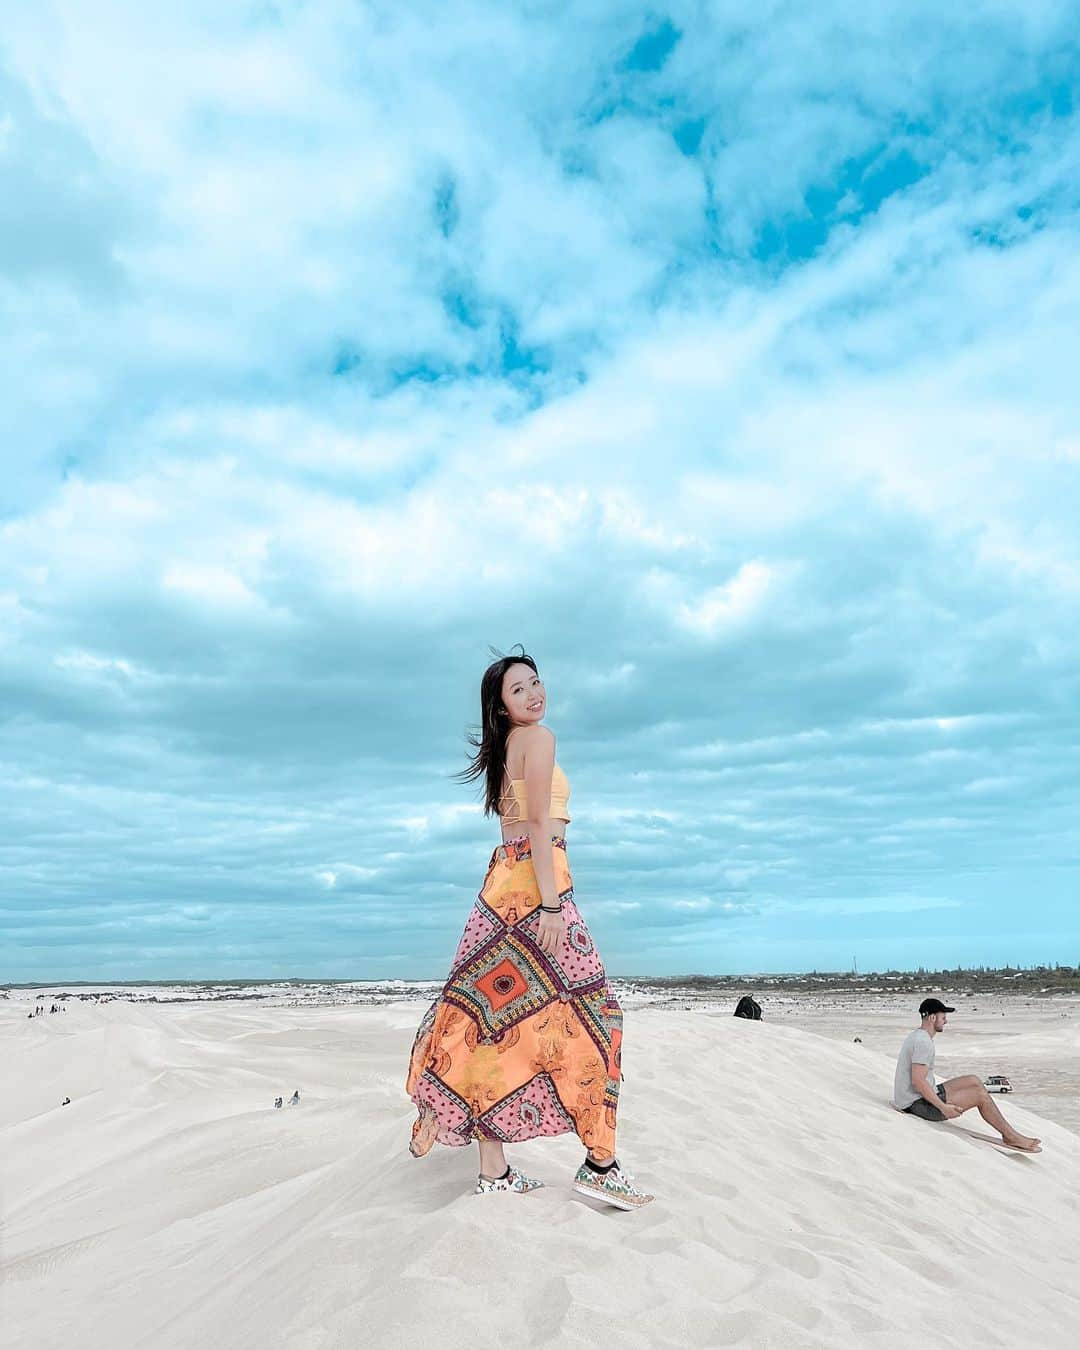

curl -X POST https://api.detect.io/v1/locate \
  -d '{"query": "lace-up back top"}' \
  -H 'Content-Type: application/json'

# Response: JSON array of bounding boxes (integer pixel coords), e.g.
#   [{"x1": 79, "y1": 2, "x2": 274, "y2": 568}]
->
[{"x1": 498, "y1": 761, "x2": 571, "y2": 826}]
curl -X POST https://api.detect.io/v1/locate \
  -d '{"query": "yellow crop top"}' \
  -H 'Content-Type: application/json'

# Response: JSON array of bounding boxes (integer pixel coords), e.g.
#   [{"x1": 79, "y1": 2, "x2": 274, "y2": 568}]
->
[{"x1": 498, "y1": 761, "x2": 571, "y2": 825}]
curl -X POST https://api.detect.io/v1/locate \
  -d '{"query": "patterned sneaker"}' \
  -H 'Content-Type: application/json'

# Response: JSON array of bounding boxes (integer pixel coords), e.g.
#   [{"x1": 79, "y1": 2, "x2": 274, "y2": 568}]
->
[
  {"x1": 572, "y1": 1160, "x2": 654, "y2": 1210},
  {"x1": 474, "y1": 1165, "x2": 545, "y2": 1195}
]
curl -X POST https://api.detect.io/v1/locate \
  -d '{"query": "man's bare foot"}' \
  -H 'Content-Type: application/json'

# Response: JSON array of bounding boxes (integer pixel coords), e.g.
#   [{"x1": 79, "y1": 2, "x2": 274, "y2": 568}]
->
[{"x1": 1002, "y1": 1132, "x2": 1042, "y2": 1152}]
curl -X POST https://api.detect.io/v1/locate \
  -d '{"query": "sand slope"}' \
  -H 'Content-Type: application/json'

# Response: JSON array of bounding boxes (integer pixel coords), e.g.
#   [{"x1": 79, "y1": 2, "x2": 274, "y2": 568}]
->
[{"x1": 3, "y1": 1000, "x2": 1079, "y2": 1350}]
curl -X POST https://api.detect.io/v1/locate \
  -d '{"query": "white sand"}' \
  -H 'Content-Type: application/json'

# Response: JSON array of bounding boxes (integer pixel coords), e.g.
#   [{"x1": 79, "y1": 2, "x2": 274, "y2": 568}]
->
[{"x1": 4, "y1": 996, "x2": 1080, "y2": 1350}]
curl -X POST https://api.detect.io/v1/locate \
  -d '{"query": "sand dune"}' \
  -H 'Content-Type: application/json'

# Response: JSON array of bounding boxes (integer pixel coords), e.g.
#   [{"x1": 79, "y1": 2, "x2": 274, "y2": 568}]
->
[{"x1": 4, "y1": 998, "x2": 1079, "y2": 1349}]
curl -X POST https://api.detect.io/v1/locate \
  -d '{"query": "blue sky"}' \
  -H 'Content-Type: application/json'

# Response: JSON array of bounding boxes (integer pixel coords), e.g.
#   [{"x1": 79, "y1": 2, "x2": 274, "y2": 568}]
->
[{"x1": 2, "y1": 2, "x2": 1079, "y2": 982}]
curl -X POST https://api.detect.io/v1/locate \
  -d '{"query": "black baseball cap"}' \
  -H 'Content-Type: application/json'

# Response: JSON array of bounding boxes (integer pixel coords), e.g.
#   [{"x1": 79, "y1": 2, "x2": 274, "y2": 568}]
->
[{"x1": 919, "y1": 997, "x2": 955, "y2": 1016}]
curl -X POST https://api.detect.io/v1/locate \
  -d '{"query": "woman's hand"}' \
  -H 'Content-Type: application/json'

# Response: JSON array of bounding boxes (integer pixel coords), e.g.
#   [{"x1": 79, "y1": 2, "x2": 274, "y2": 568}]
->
[{"x1": 536, "y1": 909, "x2": 566, "y2": 956}]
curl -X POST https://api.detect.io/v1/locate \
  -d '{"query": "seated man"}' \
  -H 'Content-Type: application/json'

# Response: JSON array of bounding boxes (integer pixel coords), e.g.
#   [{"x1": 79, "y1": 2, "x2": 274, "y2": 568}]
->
[{"x1": 894, "y1": 998, "x2": 1041, "y2": 1152}]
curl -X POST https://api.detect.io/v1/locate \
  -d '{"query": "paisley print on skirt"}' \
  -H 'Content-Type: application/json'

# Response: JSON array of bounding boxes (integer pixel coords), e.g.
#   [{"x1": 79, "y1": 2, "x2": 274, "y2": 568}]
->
[{"x1": 405, "y1": 834, "x2": 622, "y2": 1159}]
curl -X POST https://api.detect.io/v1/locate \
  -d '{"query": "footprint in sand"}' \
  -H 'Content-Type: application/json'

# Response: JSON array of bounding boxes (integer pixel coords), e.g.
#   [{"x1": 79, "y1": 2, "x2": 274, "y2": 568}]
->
[{"x1": 772, "y1": 1245, "x2": 821, "y2": 1280}]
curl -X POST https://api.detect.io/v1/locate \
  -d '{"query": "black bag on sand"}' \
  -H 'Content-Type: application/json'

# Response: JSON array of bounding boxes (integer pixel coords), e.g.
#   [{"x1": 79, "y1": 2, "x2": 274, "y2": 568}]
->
[{"x1": 733, "y1": 995, "x2": 763, "y2": 1020}]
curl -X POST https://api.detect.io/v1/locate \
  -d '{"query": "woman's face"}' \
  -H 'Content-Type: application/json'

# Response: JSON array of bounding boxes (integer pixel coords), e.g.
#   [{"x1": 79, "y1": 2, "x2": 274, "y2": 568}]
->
[{"x1": 501, "y1": 663, "x2": 546, "y2": 728}]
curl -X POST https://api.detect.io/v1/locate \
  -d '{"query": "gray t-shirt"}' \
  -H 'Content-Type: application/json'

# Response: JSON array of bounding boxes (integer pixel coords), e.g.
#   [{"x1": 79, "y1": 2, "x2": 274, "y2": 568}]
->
[{"x1": 894, "y1": 1028, "x2": 936, "y2": 1109}]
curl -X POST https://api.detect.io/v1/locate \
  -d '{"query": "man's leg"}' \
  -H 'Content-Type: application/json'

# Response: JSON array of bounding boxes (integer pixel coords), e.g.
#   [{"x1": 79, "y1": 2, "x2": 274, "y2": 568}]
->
[{"x1": 940, "y1": 1075, "x2": 1041, "y2": 1150}]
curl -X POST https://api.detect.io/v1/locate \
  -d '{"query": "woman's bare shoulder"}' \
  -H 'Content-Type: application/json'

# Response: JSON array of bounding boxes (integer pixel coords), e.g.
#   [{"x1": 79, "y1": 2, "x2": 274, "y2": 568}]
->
[
  {"x1": 505, "y1": 724, "x2": 555, "y2": 775},
  {"x1": 512, "y1": 723, "x2": 555, "y2": 747}
]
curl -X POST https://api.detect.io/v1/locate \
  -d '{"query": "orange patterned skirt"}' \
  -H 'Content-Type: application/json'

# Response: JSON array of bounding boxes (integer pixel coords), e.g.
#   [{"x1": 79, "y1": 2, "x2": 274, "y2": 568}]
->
[{"x1": 406, "y1": 834, "x2": 622, "y2": 1159}]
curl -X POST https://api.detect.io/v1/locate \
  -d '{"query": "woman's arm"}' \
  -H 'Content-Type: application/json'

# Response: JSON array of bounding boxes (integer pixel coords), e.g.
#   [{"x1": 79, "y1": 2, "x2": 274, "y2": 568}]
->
[
  {"x1": 520, "y1": 724, "x2": 559, "y2": 907},
  {"x1": 517, "y1": 726, "x2": 564, "y2": 954}
]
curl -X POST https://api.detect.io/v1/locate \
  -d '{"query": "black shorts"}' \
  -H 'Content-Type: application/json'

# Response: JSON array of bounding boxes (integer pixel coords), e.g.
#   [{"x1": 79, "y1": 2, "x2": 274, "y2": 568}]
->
[{"x1": 904, "y1": 1083, "x2": 947, "y2": 1121}]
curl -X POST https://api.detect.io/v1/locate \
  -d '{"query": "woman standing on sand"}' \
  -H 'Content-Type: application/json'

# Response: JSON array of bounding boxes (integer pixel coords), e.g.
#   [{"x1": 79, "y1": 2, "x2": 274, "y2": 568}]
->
[{"x1": 405, "y1": 646, "x2": 653, "y2": 1209}]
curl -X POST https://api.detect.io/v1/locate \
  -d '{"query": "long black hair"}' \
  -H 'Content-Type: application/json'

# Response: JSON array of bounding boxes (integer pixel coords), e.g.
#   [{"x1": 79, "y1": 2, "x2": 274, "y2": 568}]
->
[{"x1": 453, "y1": 643, "x2": 539, "y2": 816}]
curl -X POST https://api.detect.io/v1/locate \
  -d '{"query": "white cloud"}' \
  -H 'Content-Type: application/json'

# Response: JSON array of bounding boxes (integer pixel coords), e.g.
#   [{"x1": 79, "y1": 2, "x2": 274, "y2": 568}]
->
[
  {"x1": 318, "y1": 864, "x2": 380, "y2": 890},
  {"x1": 674, "y1": 560, "x2": 784, "y2": 637},
  {"x1": 162, "y1": 564, "x2": 261, "y2": 610}
]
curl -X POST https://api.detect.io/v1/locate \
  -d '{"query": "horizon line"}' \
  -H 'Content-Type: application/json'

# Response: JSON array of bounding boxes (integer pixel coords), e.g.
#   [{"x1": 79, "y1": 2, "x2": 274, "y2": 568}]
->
[{"x1": 5, "y1": 962, "x2": 1080, "y2": 991}]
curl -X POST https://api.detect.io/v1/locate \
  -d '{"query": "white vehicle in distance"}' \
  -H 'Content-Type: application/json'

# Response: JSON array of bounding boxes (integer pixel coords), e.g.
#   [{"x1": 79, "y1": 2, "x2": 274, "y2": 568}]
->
[{"x1": 983, "y1": 1075, "x2": 1013, "y2": 1094}]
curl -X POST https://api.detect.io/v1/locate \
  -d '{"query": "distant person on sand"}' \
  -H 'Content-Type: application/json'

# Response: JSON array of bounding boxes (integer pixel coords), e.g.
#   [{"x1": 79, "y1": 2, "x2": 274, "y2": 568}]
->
[
  {"x1": 894, "y1": 998, "x2": 1041, "y2": 1152},
  {"x1": 405, "y1": 645, "x2": 653, "y2": 1209}
]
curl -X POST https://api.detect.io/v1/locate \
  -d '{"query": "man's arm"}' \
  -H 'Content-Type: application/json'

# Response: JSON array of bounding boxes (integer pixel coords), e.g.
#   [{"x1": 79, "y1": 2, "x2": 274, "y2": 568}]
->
[{"x1": 911, "y1": 1062, "x2": 961, "y2": 1117}]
